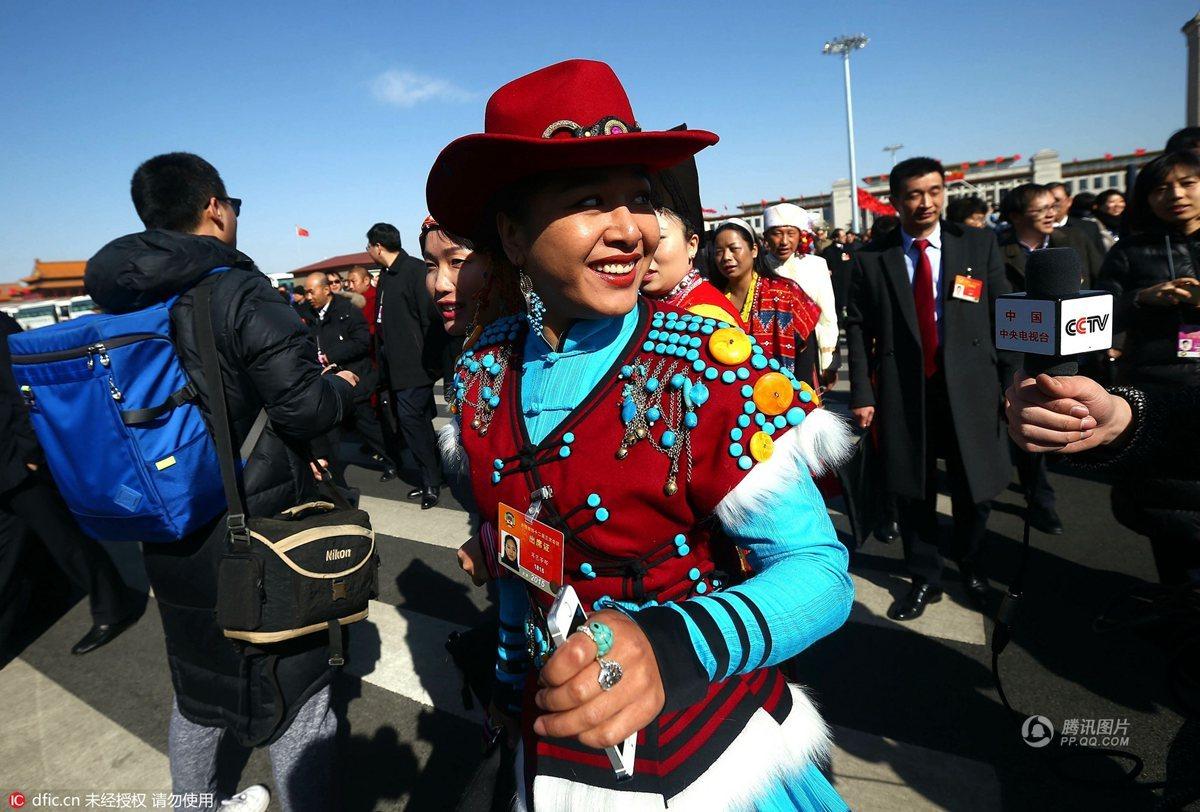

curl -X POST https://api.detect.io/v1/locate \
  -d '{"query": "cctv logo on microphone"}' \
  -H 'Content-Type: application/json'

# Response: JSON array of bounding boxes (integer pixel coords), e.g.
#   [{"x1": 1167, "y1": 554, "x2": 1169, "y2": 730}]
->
[
  {"x1": 995, "y1": 291, "x2": 1114, "y2": 356},
  {"x1": 1059, "y1": 297, "x2": 1114, "y2": 354},
  {"x1": 1063, "y1": 313, "x2": 1110, "y2": 336}
]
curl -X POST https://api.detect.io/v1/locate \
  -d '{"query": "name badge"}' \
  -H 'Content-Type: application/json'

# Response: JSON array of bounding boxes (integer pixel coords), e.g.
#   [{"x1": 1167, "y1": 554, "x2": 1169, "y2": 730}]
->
[
  {"x1": 497, "y1": 501, "x2": 565, "y2": 594},
  {"x1": 1179, "y1": 324, "x2": 1200, "y2": 358},
  {"x1": 952, "y1": 275, "x2": 983, "y2": 303}
]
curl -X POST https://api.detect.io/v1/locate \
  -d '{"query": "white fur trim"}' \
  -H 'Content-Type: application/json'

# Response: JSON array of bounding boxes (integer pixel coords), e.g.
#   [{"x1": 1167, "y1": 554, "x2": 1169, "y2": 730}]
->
[
  {"x1": 714, "y1": 409, "x2": 853, "y2": 531},
  {"x1": 438, "y1": 418, "x2": 467, "y2": 476},
  {"x1": 794, "y1": 407, "x2": 855, "y2": 477},
  {"x1": 523, "y1": 684, "x2": 831, "y2": 811}
]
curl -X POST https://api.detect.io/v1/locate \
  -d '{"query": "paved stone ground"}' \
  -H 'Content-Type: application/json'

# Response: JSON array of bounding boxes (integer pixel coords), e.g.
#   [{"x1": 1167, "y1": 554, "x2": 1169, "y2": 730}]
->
[{"x1": 2, "y1": 380, "x2": 1196, "y2": 810}]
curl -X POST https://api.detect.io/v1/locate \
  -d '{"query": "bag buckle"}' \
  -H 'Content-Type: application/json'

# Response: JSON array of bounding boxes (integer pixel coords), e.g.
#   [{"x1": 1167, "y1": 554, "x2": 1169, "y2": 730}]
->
[{"x1": 227, "y1": 513, "x2": 250, "y2": 546}]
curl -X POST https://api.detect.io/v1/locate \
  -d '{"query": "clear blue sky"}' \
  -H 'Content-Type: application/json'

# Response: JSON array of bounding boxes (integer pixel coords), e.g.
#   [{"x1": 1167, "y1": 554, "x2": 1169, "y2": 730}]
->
[{"x1": 0, "y1": 0, "x2": 1194, "y2": 281}]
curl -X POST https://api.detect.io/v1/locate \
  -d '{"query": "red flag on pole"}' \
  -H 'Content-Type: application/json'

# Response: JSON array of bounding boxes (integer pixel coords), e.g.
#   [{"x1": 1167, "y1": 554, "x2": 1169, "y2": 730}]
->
[
  {"x1": 856, "y1": 187, "x2": 896, "y2": 216},
  {"x1": 295, "y1": 226, "x2": 310, "y2": 237}
]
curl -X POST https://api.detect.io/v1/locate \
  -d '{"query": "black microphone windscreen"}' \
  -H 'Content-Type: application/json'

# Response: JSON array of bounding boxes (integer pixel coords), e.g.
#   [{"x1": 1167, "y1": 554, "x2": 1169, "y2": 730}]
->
[{"x1": 1025, "y1": 247, "x2": 1083, "y2": 299}]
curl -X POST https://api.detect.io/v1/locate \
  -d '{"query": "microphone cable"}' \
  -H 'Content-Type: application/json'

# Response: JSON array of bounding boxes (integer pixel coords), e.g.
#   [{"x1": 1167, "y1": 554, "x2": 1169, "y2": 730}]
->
[
  {"x1": 984, "y1": 513, "x2": 1190, "y2": 796},
  {"x1": 987, "y1": 513, "x2": 1200, "y2": 800}
]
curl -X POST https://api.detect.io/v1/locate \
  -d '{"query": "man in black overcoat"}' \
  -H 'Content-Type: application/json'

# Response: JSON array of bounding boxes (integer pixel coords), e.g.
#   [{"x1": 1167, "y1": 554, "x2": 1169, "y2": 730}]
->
[
  {"x1": 846, "y1": 157, "x2": 1017, "y2": 620},
  {"x1": 366, "y1": 222, "x2": 447, "y2": 509}
]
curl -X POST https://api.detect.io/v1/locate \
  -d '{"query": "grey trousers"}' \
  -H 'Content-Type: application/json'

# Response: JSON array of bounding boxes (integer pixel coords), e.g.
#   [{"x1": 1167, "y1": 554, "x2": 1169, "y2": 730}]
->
[{"x1": 167, "y1": 685, "x2": 335, "y2": 811}]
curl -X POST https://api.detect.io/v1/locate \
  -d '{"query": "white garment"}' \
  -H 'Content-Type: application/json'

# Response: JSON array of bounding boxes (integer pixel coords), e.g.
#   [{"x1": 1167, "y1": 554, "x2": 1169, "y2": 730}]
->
[{"x1": 771, "y1": 252, "x2": 839, "y2": 372}]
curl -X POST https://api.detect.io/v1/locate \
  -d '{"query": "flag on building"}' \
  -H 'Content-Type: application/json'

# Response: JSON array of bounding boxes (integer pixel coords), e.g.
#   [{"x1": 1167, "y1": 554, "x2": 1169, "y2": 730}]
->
[{"x1": 295, "y1": 226, "x2": 310, "y2": 237}]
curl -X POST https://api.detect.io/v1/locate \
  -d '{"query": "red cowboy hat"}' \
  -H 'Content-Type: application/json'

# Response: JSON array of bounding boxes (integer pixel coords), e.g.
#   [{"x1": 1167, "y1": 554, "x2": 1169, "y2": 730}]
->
[{"x1": 426, "y1": 59, "x2": 718, "y2": 241}]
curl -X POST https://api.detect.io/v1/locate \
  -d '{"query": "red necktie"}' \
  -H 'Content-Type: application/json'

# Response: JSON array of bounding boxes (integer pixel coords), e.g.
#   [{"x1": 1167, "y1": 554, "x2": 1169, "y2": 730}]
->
[{"x1": 912, "y1": 238, "x2": 939, "y2": 377}]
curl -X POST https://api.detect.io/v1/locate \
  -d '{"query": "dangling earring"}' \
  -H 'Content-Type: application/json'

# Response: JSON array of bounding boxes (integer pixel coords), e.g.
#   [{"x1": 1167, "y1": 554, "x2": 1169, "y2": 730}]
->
[{"x1": 519, "y1": 271, "x2": 546, "y2": 336}]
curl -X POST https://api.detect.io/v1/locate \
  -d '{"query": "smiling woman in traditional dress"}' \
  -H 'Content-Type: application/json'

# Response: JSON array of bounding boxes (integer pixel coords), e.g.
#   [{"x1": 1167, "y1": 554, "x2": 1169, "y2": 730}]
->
[{"x1": 429, "y1": 59, "x2": 854, "y2": 811}]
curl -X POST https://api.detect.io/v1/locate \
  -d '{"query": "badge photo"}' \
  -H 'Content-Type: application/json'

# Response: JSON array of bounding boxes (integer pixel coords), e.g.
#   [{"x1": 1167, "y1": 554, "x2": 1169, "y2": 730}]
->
[
  {"x1": 1179, "y1": 324, "x2": 1200, "y2": 359},
  {"x1": 497, "y1": 502, "x2": 565, "y2": 594},
  {"x1": 499, "y1": 531, "x2": 521, "y2": 572},
  {"x1": 953, "y1": 273, "x2": 983, "y2": 303}
]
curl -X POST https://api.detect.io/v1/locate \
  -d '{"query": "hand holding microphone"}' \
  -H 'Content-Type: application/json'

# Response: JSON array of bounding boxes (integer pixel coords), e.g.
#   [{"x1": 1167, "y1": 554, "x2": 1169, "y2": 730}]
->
[
  {"x1": 1005, "y1": 372, "x2": 1132, "y2": 454},
  {"x1": 998, "y1": 247, "x2": 1126, "y2": 454}
]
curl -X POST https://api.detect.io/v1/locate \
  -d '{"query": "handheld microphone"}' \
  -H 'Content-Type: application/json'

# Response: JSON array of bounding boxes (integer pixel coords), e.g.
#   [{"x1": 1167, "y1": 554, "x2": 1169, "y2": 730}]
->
[{"x1": 994, "y1": 247, "x2": 1114, "y2": 377}]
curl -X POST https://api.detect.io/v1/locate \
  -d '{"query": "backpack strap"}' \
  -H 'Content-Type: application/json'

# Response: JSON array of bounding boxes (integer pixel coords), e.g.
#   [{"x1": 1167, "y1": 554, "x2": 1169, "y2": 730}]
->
[
  {"x1": 120, "y1": 383, "x2": 199, "y2": 426},
  {"x1": 192, "y1": 279, "x2": 251, "y2": 551}
]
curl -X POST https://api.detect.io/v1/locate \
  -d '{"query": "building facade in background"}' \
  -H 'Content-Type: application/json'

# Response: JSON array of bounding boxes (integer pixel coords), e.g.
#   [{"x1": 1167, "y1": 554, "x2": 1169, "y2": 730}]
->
[{"x1": 705, "y1": 148, "x2": 1159, "y2": 234}]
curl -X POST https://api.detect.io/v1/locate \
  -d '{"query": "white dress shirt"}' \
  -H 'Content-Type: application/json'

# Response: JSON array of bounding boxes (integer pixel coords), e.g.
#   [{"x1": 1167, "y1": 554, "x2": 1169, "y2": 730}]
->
[{"x1": 900, "y1": 223, "x2": 944, "y2": 336}]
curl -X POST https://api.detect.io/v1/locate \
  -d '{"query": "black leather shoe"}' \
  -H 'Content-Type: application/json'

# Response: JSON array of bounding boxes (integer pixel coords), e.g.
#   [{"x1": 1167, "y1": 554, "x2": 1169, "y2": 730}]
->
[
  {"x1": 1027, "y1": 504, "x2": 1064, "y2": 535},
  {"x1": 875, "y1": 521, "x2": 900, "y2": 544},
  {"x1": 888, "y1": 579, "x2": 943, "y2": 622},
  {"x1": 420, "y1": 486, "x2": 440, "y2": 510},
  {"x1": 71, "y1": 615, "x2": 137, "y2": 656},
  {"x1": 407, "y1": 487, "x2": 423, "y2": 500},
  {"x1": 379, "y1": 467, "x2": 397, "y2": 482},
  {"x1": 957, "y1": 564, "x2": 990, "y2": 609}
]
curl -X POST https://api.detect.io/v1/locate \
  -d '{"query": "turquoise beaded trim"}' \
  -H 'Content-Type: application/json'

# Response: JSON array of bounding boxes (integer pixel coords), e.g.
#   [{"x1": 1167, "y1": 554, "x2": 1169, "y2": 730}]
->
[
  {"x1": 450, "y1": 314, "x2": 526, "y2": 440},
  {"x1": 615, "y1": 308, "x2": 814, "y2": 490}
]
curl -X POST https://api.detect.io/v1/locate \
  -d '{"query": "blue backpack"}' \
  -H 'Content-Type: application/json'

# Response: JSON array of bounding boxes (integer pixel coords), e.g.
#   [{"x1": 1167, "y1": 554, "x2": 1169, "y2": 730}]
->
[{"x1": 8, "y1": 275, "x2": 227, "y2": 542}]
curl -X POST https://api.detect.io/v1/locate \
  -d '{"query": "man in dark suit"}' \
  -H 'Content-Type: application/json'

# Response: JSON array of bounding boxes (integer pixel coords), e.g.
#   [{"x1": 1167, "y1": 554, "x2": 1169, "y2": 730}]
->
[
  {"x1": 0, "y1": 313, "x2": 139, "y2": 656},
  {"x1": 367, "y1": 222, "x2": 446, "y2": 509},
  {"x1": 846, "y1": 157, "x2": 1017, "y2": 621},
  {"x1": 303, "y1": 272, "x2": 396, "y2": 482},
  {"x1": 822, "y1": 228, "x2": 855, "y2": 319},
  {"x1": 1047, "y1": 182, "x2": 1106, "y2": 266}
]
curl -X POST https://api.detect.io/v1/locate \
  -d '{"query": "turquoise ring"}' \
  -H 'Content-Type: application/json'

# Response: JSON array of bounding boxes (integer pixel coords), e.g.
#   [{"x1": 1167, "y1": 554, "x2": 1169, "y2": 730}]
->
[{"x1": 578, "y1": 620, "x2": 614, "y2": 658}]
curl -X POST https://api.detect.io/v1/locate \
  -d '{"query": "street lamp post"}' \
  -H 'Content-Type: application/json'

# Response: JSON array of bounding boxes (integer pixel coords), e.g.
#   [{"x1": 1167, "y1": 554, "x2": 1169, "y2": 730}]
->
[
  {"x1": 823, "y1": 34, "x2": 868, "y2": 234},
  {"x1": 883, "y1": 143, "x2": 904, "y2": 167}
]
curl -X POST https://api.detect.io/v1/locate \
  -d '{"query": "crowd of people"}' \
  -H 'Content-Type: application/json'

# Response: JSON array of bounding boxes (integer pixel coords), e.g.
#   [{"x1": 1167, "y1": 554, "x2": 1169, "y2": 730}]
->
[{"x1": 0, "y1": 57, "x2": 1197, "y2": 812}]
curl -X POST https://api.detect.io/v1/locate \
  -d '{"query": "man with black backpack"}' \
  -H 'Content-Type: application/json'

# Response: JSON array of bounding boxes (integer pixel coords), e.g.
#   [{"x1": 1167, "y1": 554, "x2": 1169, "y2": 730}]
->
[{"x1": 84, "y1": 153, "x2": 358, "y2": 812}]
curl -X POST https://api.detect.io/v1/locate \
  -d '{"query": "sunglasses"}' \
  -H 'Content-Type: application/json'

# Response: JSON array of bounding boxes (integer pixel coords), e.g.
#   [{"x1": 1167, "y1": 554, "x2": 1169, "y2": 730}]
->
[{"x1": 222, "y1": 197, "x2": 242, "y2": 217}]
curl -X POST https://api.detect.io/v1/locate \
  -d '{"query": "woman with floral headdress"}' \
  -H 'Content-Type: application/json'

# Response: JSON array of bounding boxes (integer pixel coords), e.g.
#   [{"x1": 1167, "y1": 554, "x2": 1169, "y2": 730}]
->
[{"x1": 430, "y1": 59, "x2": 854, "y2": 811}]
